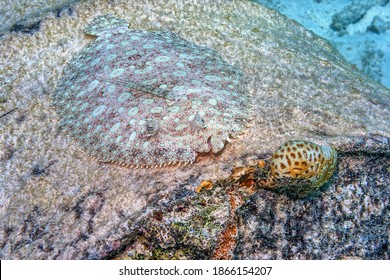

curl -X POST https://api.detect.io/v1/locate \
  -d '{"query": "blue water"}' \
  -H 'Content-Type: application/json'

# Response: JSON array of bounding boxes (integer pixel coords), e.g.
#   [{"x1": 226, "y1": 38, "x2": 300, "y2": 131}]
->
[{"x1": 254, "y1": 0, "x2": 390, "y2": 88}]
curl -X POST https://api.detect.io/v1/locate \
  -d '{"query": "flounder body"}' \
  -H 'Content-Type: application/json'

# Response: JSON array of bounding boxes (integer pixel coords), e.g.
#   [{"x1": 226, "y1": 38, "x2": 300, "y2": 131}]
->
[{"x1": 52, "y1": 15, "x2": 251, "y2": 167}]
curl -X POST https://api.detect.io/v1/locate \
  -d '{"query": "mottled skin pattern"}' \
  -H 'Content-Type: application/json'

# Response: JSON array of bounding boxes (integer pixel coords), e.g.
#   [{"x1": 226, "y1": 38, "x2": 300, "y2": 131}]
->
[
  {"x1": 259, "y1": 140, "x2": 337, "y2": 197},
  {"x1": 52, "y1": 15, "x2": 251, "y2": 167}
]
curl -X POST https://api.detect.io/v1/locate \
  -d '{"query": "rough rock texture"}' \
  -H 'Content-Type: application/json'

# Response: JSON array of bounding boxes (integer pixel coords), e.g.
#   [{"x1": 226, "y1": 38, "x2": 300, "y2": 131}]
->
[
  {"x1": 114, "y1": 152, "x2": 389, "y2": 260},
  {"x1": 0, "y1": 0, "x2": 389, "y2": 259},
  {"x1": 235, "y1": 153, "x2": 389, "y2": 260},
  {"x1": 0, "y1": 0, "x2": 79, "y2": 35}
]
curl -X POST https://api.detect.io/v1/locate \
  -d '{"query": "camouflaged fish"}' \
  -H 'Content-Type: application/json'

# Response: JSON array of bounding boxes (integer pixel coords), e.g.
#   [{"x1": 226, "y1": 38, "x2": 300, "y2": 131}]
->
[{"x1": 52, "y1": 14, "x2": 252, "y2": 167}]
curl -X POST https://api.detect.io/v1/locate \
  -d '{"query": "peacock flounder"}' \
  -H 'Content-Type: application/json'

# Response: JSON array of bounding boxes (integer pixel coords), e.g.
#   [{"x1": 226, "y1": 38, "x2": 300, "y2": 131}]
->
[{"x1": 52, "y1": 14, "x2": 252, "y2": 167}]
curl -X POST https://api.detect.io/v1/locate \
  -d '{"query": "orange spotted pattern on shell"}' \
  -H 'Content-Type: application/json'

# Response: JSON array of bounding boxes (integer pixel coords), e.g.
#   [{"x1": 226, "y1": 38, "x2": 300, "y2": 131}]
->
[{"x1": 263, "y1": 140, "x2": 337, "y2": 191}]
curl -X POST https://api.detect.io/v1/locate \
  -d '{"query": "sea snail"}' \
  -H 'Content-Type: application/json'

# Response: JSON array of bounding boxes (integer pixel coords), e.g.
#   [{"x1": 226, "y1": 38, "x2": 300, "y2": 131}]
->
[{"x1": 259, "y1": 140, "x2": 338, "y2": 197}]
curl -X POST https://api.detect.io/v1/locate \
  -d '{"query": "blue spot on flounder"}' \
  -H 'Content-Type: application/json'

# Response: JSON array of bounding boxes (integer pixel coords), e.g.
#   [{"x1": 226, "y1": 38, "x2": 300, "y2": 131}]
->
[
  {"x1": 110, "y1": 68, "x2": 125, "y2": 78},
  {"x1": 92, "y1": 105, "x2": 106, "y2": 117}
]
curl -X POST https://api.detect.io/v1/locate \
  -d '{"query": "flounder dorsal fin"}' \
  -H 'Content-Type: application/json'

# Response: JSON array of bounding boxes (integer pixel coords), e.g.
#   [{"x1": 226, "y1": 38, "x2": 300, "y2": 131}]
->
[{"x1": 84, "y1": 14, "x2": 128, "y2": 36}]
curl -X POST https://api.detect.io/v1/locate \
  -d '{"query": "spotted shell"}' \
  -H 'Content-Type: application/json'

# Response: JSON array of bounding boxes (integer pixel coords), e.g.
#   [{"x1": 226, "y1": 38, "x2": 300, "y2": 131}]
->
[
  {"x1": 262, "y1": 140, "x2": 337, "y2": 196},
  {"x1": 52, "y1": 15, "x2": 252, "y2": 167}
]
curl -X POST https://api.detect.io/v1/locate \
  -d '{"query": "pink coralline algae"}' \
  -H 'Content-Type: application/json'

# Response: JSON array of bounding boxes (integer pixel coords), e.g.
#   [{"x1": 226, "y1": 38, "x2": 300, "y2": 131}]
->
[{"x1": 52, "y1": 14, "x2": 252, "y2": 167}]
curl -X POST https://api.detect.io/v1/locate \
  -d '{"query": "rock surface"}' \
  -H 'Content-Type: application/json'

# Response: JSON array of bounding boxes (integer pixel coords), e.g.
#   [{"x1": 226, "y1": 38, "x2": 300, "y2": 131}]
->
[
  {"x1": 235, "y1": 153, "x2": 389, "y2": 260},
  {"x1": 0, "y1": 0, "x2": 78, "y2": 35},
  {"x1": 0, "y1": 0, "x2": 389, "y2": 259}
]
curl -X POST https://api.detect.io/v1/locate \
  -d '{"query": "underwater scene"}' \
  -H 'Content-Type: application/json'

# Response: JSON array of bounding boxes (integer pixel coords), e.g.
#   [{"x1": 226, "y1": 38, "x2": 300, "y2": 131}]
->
[{"x1": 0, "y1": 0, "x2": 388, "y2": 260}]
